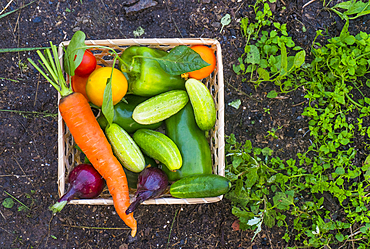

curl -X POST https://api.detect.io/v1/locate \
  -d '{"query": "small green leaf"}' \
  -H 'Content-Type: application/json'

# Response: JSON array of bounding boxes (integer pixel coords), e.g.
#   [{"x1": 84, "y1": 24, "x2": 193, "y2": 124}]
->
[
  {"x1": 336, "y1": 178, "x2": 344, "y2": 185},
  {"x1": 247, "y1": 216, "x2": 262, "y2": 226},
  {"x1": 220, "y1": 14, "x2": 231, "y2": 33},
  {"x1": 51, "y1": 235, "x2": 57, "y2": 240},
  {"x1": 232, "y1": 156, "x2": 243, "y2": 168},
  {"x1": 245, "y1": 168, "x2": 258, "y2": 189},
  {"x1": 264, "y1": 210, "x2": 276, "y2": 228},
  {"x1": 233, "y1": 64, "x2": 241, "y2": 74},
  {"x1": 246, "y1": 45, "x2": 260, "y2": 65},
  {"x1": 344, "y1": 35, "x2": 356, "y2": 45},
  {"x1": 262, "y1": 147, "x2": 273, "y2": 157},
  {"x1": 293, "y1": 50, "x2": 306, "y2": 68},
  {"x1": 335, "y1": 233, "x2": 345, "y2": 242},
  {"x1": 273, "y1": 192, "x2": 294, "y2": 210},
  {"x1": 64, "y1": 31, "x2": 87, "y2": 76},
  {"x1": 267, "y1": 90, "x2": 278, "y2": 99},
  {"x1": 2, "y1": 198, "x2": 14, "y2": 208},
  {"x1": 228, "y1": 99, "x2": 241, "y2": 109},
  {"x1": 102, "y1": 77, "x2": 114, "y2": 126},
  {"x1": 360, "y1": 226, "x2": 369, "y2": 233},
  {"x1": 335, "y1": 167, "x2": 345, "y2": 175},
  {"x1": 257, "y1": 67, "x2": 270, "y2": 81},
  {"x1": 150, "y1": 46, "x2": 210, "y2": 76},
  {"x1": 133, "y1": 26, "x2": 145, "y2": 37},
  {"x1": 18, "y1": 206, "x2": 28, "y2": 212}
]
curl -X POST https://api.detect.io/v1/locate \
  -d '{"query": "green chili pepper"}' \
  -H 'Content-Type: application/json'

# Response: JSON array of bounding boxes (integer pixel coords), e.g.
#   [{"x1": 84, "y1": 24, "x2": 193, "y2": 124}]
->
[{"x1": 118, "y1": 46, "x2": 185, "y2": 97}]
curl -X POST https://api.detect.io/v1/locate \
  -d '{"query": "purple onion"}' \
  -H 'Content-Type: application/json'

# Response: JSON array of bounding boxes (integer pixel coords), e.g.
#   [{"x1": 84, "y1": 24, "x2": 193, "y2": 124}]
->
[
  {"x1": 50, "y1": 164, "x2": 105, "y2": 213},
  {"x1": 126, "y1": 167, "x2": 168, "y2": 214}
]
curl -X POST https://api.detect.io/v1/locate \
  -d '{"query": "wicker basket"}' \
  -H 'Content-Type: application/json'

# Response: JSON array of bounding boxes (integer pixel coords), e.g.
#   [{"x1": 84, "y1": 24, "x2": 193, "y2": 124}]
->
[{"x1": 57, "y1": 38, "x2": 224, "y2": 205}]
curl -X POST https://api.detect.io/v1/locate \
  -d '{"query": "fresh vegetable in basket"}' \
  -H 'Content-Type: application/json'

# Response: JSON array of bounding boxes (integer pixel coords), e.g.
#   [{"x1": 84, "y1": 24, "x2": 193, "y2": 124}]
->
[
  {"x1": 28, "y1": 34, "x2": 137, "y2": 237},
  {"x1": 49, "y1": 164, "x2": 105, "y2": 213},
  {"x1": 118, "y1": 46, "x2": 186, "y2": 97},
  {"x1": 187, "y1": 45, "x2": 216, "y2": 80},
  {"x1": 74, "y1": 50, "x2": 97, "y2": 76},
  {"x1": 132, "y1": 90, "x2": 189, "y2": 125},
  {"x1": 126, "y1": 167, "x2": 168, "y2": 214},
  {"x1": 97, "y1": 95, "x2": 163, "y2": 133},
  {"x1": 170, "y1": 174, "x2": 230, "y2": 198},
  {"x1": 86, "y1": 67, "x2": 128, "y2": 107},
  {"x1": 105, "y1": 123, "x2": 146, "y2": 173},
  {"x1": 185, "y1": 78, "x2": 216, "y2": 131},
  {"x1": 133, "y1": 129, "x2": 182, "y2": 172},
  {"x1": 118, "y1": 45, "x2": 210, "y2": 97},
  {"x1": 71, "y1": 65, "x2": 102, "y2": 101},
  {"x1": 163, "y1": 102, "x2": 213, "y2": 181},
  {"x1": 124, "y1": 155, "x2": 158, "y2": 189}
]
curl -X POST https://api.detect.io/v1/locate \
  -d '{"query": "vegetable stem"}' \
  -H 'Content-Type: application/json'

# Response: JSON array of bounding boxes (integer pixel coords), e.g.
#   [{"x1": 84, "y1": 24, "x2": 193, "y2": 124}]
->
[
  {"x1": 28, "y1": 42, "x2": 72, "y2": 97},
  {"x1": 49, "y1": 201, "x2": 67, "y2": 213}
]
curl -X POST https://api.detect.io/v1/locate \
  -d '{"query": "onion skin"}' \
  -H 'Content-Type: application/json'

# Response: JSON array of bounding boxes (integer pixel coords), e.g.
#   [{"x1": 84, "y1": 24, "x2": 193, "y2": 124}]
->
[
  {"x1": 126, "y1": 167, "x2": 168, "y2": 214},
  {"x1": 50, "y1": 164, "x2": 105, "y2": 213}
]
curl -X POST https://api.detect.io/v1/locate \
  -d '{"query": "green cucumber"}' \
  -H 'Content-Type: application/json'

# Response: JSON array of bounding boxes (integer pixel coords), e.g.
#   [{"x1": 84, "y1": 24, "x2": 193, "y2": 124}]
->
[
  {"x1": 97, "y1": 95, "x2": 163, "y2": 133},
  {"x1": 105, "y1": 123, "x2": 145, "y2": 173},
  {"x1": 133, "y1": 129, "x2": 182, "y2": 171},
  {"x1": 163, "y1": 102, "x2": 212, "y2": 181},
  {"x1": 132, "y1": 90, "x2": 189, "y2": 125},
  {"x1": 185, "y1": 78, "x2": 216, "y2": 131},
  {"x1": 170, "y1": 174, "x2": 231, "y2": 198}
]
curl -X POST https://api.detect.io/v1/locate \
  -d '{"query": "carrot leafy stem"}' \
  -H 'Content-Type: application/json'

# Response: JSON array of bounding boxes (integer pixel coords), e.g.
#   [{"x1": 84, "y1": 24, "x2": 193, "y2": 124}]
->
[{"x1": 27, "y1": 42, "x2": 72, "y2": 97}]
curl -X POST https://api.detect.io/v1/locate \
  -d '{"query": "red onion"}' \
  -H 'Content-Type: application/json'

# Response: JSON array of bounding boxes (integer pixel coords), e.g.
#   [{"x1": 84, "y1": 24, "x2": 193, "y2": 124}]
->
[
  {"x1": 50, "y1": 164, "x2": 105, "y2": 213},
  {"x1": 126, "y1": 167, "x2": 168, "y2": 214}
]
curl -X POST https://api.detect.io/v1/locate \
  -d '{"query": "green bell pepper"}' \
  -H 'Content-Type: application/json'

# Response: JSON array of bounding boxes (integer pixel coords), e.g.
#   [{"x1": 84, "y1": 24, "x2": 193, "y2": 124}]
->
[
  {"x1": 118, "y1": 46, "x2": 185, "y2": 97},
  {"x1": 97, "y1": 95, "x2": 163, "y2": 133}
]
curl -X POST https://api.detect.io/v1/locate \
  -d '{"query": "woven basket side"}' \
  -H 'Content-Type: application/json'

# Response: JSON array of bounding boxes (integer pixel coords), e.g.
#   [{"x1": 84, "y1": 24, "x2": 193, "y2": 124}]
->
[
  {"x1": 215, "y1": 40, "x2": 225, "y2": 177},
  {"x1": 57, "y1": 38, "x2": 224, "y2": 204}
]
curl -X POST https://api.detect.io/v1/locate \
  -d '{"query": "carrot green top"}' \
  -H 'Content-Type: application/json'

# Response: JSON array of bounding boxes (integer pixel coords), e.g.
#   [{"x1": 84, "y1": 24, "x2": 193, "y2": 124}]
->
[{"x1": 27, "y1": 42, "x2": 73, "y2": 97}]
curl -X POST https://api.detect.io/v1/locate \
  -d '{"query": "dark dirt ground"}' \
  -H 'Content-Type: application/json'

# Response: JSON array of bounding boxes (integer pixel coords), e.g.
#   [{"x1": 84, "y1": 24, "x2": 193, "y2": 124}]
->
[{"x1": 1, "y1": 0, "x2": 369, "y2": 248}]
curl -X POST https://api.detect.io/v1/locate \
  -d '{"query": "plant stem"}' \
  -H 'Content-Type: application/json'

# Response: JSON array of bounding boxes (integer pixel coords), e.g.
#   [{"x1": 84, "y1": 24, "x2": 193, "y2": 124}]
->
[
  {"x1": 166, "y1": 209, "x2": 180, "y2": 249},
  {"x1": 4, "y1": 191, "x2": 30, "y2": 210}
]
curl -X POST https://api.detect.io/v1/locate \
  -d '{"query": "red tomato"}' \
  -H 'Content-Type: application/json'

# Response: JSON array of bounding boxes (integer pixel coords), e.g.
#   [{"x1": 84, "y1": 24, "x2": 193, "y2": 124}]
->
[
  {"x1": 72, "y1": 65, "x2": 102, "y2": 101},
  {"x1": 74, "y1": 50, "x2": 97, "y2": 77}
]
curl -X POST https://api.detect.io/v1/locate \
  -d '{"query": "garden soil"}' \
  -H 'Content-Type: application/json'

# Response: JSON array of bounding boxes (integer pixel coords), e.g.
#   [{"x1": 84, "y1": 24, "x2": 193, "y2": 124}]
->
[{"x1": 0, "y1": 0, "x2": 369, "y2": 248}]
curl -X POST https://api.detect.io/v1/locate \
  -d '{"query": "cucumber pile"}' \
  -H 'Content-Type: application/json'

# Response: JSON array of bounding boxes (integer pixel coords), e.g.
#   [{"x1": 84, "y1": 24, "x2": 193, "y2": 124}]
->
[{"x1": 99, "y1": 76, "x2": 229, "y2": 198}]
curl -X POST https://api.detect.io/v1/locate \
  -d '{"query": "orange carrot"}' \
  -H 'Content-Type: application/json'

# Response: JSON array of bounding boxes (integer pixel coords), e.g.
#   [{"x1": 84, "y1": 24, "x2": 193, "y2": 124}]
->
[
  {"x1": 27, "y1": 42, "x2": 137, "y2": 237},
  {"x1": 59, "y1": 92, "x2": 137, "y2": 237}
]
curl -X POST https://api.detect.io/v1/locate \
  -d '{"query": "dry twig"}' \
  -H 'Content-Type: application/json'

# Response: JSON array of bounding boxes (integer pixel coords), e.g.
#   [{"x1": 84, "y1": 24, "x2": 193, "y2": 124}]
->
[
  {"x1": 0, "y1": 0, "x2": 15, "y2": 15},
  {"x1": 62, "y1": 224, "x2": 130, "y2": 230},
  {"x1": 13, "y1": 156, "x2": 35, "y2": 188},
  {"x1": 303, "y1": 0, "x2": 317, "y2": 9}
]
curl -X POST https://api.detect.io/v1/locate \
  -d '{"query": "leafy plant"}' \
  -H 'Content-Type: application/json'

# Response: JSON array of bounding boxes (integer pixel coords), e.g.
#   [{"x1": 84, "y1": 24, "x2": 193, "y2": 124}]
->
[
  {"x1": 227, "y1": 0, "x2": 370, "y2": 248},
  {"x1": 233, "y1": 0, "x2": 306, "y2": 93},
  {"x1": 265, "y1": 126, "x2": 282, "y2": 139},
  {"x1": 329, "y1": 0, "x2": 370, "y2": 20},
  {"x1": 133, "y1": 26, "x2": 145, "y2": 37}
]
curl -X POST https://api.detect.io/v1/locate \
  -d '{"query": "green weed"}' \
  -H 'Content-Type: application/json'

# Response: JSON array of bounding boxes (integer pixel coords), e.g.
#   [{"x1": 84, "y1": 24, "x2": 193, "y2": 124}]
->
[{"x1": 227, "y1": 0, "x2": 370, "y2": 248}]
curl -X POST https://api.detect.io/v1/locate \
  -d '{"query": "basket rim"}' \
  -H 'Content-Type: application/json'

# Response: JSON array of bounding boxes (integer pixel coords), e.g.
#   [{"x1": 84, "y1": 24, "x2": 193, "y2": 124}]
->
[
  {"x1": 58, "y1": 37, "x2": 221, "y2": 48},
  {"x1": 57, "y1": 38, "x2": 225, "y2": 205}
]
